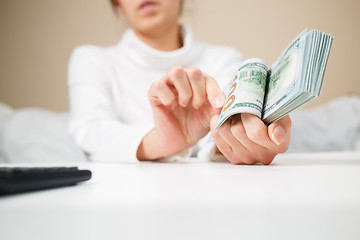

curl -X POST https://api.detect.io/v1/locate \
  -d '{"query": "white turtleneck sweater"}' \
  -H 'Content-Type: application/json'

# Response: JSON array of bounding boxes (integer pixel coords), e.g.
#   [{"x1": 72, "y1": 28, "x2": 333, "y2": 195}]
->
[{"x1": 68, "y1": 26, "x2": 243, "y2": 162}]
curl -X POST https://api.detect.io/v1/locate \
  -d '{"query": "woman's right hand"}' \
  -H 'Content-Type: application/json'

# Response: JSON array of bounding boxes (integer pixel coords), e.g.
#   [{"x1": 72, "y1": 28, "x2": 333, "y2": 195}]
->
[
  {"x1": 210, "y1": 113, "x2": 292, "y2": 165},
  {"x1": 137, "y1": 66, "x2": 225, "y2": 161}
]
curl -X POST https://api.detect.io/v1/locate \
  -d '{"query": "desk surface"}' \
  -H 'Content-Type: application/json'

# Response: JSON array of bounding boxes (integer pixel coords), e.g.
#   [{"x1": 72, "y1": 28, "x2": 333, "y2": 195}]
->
[{"x1": 1, "y1": 151, "x2": 360, "y2": 240}]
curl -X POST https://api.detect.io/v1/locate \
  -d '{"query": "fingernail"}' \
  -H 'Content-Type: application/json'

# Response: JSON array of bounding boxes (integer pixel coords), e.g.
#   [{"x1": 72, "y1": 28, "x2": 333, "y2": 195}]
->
[
  {"x1": 272, "y1": 126, "x2": 285, "y2": 145},
  {"x1": 213, "y1": 96, "x2": 225, "y2": 108},
  {"x1": 180, "y1": 99, "x2": 190, "y2": 107}
]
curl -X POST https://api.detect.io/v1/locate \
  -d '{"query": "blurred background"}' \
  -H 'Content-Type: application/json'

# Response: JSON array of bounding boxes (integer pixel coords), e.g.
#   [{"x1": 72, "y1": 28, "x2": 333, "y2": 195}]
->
[{"x1": 1, "y1": 0, "x2": 359, "y2": 111}]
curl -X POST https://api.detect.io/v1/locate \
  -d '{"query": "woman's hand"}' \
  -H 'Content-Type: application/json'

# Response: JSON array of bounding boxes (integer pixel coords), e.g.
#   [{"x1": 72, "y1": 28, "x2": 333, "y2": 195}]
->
[
  {"x1": 137, "y1": 66, "x2": 225, "y2": 160},
  {"x1": 210, "y1": 113, "x2": 292, "y2": 165}
]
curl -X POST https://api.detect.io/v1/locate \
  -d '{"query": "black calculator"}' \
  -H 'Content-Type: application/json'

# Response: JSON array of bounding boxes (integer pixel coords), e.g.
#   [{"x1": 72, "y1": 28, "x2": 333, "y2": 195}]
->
[{"x1": 0, "y1": 166, "x2": 92, "y2": 195}]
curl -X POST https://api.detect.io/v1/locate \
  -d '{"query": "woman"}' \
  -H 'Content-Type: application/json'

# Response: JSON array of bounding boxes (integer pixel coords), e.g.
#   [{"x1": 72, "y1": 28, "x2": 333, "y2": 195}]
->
[{"x1": 67, "y1": 0, "x2": 291, "y2": 164}]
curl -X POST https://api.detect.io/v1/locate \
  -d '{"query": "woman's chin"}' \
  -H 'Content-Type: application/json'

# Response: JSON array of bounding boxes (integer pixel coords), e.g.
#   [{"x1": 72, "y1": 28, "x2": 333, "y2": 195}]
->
[{"x1": 138, "y1": 19, "x2": 168, "y2": 35}]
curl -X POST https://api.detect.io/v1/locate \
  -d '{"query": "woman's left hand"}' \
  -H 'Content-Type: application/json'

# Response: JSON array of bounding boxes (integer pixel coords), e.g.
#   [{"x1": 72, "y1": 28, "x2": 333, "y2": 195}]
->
[
  {"x1": 137, "y1": 67, "x2": 225, "y2": 160},
  {"x1": 210, "y1": 113, "x2": 292, "y2": 165}
]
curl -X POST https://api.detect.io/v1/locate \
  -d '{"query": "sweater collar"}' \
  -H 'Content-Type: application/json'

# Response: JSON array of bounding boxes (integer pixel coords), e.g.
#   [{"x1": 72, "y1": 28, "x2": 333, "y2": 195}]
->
[{"x1": 118, "y1": 25, "x2": 200, "y2": 71}]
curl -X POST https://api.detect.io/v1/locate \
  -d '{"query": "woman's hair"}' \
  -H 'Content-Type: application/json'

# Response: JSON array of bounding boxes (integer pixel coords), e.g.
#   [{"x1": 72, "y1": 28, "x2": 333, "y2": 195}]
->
[
  {"x1": 110, "y1": 0, "x2": 119, "y2": 8},
  {"x1": 110, "y1": 0, "x2": 119, "y2": 10}
]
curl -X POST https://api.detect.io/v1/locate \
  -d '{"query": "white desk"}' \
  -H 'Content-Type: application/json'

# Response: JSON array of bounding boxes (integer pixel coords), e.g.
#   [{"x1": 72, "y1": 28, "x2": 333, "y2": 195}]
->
[{"x1": 1, "y1": 151, "x2": 360, "y2": 240}]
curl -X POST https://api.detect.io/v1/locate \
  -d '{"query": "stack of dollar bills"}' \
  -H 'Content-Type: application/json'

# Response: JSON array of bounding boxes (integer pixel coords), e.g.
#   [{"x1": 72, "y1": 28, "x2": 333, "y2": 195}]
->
[{"x1": 215, "y1": 29, "x2": 334, "y2": 129}]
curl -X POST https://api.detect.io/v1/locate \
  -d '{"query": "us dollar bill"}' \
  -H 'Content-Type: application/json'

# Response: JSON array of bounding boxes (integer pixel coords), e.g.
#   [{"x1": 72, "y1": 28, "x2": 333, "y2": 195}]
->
[
  {"x1": 215, "y1": 58, "x2": 268, "y2": 130},
  {"x1": 215, "y1": 29, "x2": 334, "y2": 130}
]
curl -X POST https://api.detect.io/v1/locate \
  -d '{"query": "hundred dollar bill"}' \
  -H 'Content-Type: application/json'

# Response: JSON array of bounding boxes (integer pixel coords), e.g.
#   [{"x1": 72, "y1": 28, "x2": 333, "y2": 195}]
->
[
  {"x1": 215, "y1": 58, "x2": 267, "y2": 130},
  {"x1": 261, "y1": 29, "x2": 307, "y2": 123},
  {"x1": 215, "y1": 29, "x2": 333, "y2": 130}
]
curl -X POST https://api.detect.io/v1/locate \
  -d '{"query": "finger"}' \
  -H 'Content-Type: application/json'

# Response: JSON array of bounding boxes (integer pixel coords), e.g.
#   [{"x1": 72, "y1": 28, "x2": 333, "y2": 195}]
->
[
  {"x1": 211, "y1": 115, "x2": 272, "y2": 165},
  {"x1": 210, "y1": 115, "x2": 232, "y2": 157},
  {"x1": 184, "y1": 68, "x2": 206, "y2": 109},
  {"x1": 268, "y1": 115, "x2": 292, "y2": 152},
  {"x1": 230, "y1": 115, "x2": 274, "y2": 165},
  {"x1": 218, "y1": 119, "x2": 247, "y2": 152},
  {"x1": 148, "y1": 80, "x2": 176, "y2": 106},
  {"x1": 229, "y1": 115, "x2": 253, "y2": 151},
  {"x1": 241, "y1": 113, "x2": 275, "y2": 149},
  {"x1": 167, "y1": 66, "x2": 192, "y2": 107},
  {"x1": 210, "y1": 114, "x2": 220, "y2": 134},
  {"x1": 204, "y1": 74, "x2": 226, "y2": 109},
  {"x1": 218, "y1": 118, "x2": 257, "y2": 164}
]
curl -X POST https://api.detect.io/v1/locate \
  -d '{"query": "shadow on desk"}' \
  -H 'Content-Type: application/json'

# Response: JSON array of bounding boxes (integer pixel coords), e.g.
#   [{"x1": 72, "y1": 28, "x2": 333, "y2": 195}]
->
[
  {"x1": 272, "y1": 151, "x2": 360, "y2": 166},
  {"x1": 151, "y1": 150, "x2": 360, "y2": 167}
]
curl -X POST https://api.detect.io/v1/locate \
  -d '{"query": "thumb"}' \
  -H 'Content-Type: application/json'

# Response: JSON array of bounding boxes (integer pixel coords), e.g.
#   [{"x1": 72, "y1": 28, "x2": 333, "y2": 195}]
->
[
  {"x1": 268, "y1": 121, "x2": 287, "y2": 146},
  {"x1": 205, "y1": 74, "x2": 225, "y2": 109},
  {"x1": 210, "y1": 114, "x2": 220, "y2": 134},
  {"x1": 269, "y1": 125, "x2": 286, "y2": 145},
  {"x1": 268, "y1": 115, "x2": 291, "y2": 145},
  {"x1": 268, "y1": 115, "x2": 291, "y2": 146}
]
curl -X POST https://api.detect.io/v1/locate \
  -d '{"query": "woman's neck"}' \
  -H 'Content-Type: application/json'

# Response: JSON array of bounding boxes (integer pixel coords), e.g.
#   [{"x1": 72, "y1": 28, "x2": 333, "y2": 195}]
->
[{"x1": 134, "y1": 24, "x2": 183, "y2": 52}]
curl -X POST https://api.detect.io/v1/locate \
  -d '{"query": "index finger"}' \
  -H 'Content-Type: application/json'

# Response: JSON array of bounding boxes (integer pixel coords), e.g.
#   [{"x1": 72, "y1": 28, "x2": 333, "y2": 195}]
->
[
  {"x1": 204, "y1": 73, "x2": 226, "y2": 109},
  {"x1": 241, "y1": 113, "x2": 277, "y2": 149}
]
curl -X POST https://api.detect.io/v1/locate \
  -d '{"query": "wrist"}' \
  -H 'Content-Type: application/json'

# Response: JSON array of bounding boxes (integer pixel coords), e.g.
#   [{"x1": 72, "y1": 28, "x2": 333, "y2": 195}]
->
[
  {"x1": 137, "y1": 129, "x2": 163, "y2": 161},
  {"x1": 136, "y1": 128, "x2": 191, "y2": 161}
]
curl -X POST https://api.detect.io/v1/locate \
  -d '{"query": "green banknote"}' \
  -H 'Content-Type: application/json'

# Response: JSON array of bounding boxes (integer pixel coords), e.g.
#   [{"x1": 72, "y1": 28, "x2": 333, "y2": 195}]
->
[
  {"x1": 215, "y1": 29, "x2": 333, "y2": 130},
  {"x1": 216, "y1": 59, "x2": 267, "y2": 129}
]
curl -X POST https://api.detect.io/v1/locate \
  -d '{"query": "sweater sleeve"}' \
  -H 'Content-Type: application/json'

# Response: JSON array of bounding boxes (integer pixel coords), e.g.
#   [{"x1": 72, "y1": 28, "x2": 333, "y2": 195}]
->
[{"x1": 67, "y1": 46, "x2": 153, "y2": 163}]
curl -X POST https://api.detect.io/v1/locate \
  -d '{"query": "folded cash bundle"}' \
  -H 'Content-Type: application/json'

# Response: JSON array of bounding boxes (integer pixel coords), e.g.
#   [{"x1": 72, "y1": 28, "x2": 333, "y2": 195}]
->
[{"x1": 216, "y1": 29, "x2": 334, "y2": 129}]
